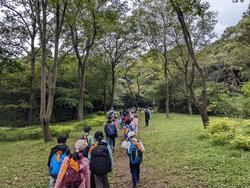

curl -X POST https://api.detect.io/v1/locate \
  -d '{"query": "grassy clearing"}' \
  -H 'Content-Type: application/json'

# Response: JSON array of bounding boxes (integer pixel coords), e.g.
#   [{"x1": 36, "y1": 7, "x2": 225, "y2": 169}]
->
[
  {"x1": 0, "y1": 116, "x2": 104, "y2": 188},
  {"x1": 0, "y1": 113, "x2": 249, "y2": 187},
  {"x1": 140, "y1": 113, "x2": 250, "y2": 188}
]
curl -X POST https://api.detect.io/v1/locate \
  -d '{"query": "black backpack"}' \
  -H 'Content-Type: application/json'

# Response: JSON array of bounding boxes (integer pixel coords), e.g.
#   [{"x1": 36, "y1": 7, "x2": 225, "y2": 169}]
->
[
  {"x1": 145, "y1": 110, "x2": 150, "y2": 118},
  {"x1": 90, "y1": 142, "x2": 112, "y2": 175}
]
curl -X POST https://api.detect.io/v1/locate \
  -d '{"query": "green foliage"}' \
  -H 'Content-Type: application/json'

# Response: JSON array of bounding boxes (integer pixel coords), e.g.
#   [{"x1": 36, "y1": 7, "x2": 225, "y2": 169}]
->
[
  {"x1": 201, "y1": 118, "x2": 250, "y2": 150},
  {"x1": 232, "y1": 135, "x2": 250, "y2": 150},
  {"x1": 241, "y1": 81, "x2": 250, "y2": 97},
  {"x1": 75, "y1": 115, "x2": 105, "y2": 130},
  {"x1": 0, "y1": 114, "x2": 105, "y2": 141},
  {"x1": 207, "y1": 118, "x2": 238, "y2": 144}
]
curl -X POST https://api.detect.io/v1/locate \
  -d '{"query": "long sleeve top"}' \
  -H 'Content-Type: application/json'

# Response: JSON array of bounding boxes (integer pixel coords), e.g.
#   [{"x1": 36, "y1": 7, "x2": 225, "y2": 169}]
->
[{"x1": 54, "y1": 156, "x2": 90, "y2": 188}]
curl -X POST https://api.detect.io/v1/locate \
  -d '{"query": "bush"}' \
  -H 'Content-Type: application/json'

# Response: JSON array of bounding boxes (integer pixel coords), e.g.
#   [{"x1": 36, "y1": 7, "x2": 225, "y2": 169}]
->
[
  {"x1": 0, "y1": 114, "x2": 105, "y2": 141},
  {"x1": 201, "y1": 118, "x2": 238, "y2": 145},
  {"x1": 50, "y1": 126, "x2": 73, "y2": 137},
  {"x1": 75, "y1": 115, "x2": 105, "y2": 130},
  {"x1": 232, "y1": 135, "x2": 250, "y2": 150},
  {"x1": 0, "y1": 127, "x2": 41, "y2": 141},
  {"x1": 0, "y1": 125, "x2": 74, "y2": 141},
  {"x1": 201, "y1": 118, "x2": 250, "y2": 150}
]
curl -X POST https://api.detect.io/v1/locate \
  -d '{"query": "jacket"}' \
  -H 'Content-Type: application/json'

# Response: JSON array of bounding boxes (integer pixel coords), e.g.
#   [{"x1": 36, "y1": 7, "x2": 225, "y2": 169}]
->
[
  {"x1": 54, "y1": 156, "x2": 91, "y2": 188},
  {"x1": 48, "y1": 144, "x2": 70, "y2": 168}
]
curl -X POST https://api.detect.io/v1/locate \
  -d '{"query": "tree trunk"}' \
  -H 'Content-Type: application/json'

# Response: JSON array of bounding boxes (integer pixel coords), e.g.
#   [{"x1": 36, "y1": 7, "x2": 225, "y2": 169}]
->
[
  {"x1": 164, "y1": 54, "x2": 170, "y2": 117},
  {"x1": 27, "y1": 38, "x2": 36, "y2": 125},
  {"x1": 42, "y1": 118, "x2": 52, "y2": 141},
  {"x1": 199, "y1": 104, "x2": 209, "y2": 128},
  {"x1": 165, "y1": 83, "x2": 170, "y2": 117},
  {"x1": 110, "y1": 63, "x2": 115, "y2": 107},
  {"x1": 103, "y1": 73, "x2": 107, "y2": 114},
  {"x1": 38, "y1": 0, "x2": 52, "y2": 141},
  {"x1": 78, "y1": 65, "x2": 85, "y2": 120},
  {"x1": 171, "y1": 1, "x2": 209, "y2": 127},
  {"x1": 187, "y1": 96, "x2": 193, "y2": 115},
  {"x1": 77, "y1": 48, "x2": 90, "y2": 120}
]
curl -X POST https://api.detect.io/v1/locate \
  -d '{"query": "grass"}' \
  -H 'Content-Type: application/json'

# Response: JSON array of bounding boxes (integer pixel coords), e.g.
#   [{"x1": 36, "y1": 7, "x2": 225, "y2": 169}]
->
[
  {"x1": 0, "y1": 113, "x2": 250, "y2": 187},
  {"x1": 140, "y1": 113, "x2": 250, "y2": 188}
]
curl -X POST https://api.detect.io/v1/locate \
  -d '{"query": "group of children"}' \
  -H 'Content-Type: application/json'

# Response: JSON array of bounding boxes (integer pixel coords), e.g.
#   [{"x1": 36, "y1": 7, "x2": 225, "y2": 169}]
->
[{"x1": 48, "y1": 107, "x2": 145, "y2": 188}]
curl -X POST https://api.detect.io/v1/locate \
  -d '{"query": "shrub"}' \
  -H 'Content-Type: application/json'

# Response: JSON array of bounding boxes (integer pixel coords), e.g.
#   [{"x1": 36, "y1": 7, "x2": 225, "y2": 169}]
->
[
  {"x1": 232, "y1": 135, "x2": 250, "y2": 150},
  {"x1": 201, "y1": 118, "x2": 238, "y2": 145},
  {"x1": 50, "y1": 126, "x2": 73, "y2": 137},
  {"x1": 0, "y1": 114, "x2": 105, "y2": 141},
  {"x1": 0, "y1": 127, "x2": 41, "y2": 141},
  {"x1": 75, "y1": 115, "x2": 105, "y2": 130}
]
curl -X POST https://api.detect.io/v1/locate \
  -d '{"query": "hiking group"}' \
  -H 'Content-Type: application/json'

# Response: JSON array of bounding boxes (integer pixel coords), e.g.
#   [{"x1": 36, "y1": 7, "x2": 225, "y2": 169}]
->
[{"x1": 48, "y1": 106, "x2": 152, "y2": 188}]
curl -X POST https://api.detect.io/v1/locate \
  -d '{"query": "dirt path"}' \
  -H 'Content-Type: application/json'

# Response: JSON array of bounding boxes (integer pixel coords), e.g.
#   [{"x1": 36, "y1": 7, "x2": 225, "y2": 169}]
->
[{"x1": 110, "y1": 127, "x2": 168, "y2": 188}]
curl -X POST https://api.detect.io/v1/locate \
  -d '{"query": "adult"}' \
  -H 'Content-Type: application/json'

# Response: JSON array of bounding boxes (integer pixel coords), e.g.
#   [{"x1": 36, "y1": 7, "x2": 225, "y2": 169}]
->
[
  {"x1": 89, "y1": 131, "x2": 113, "y2": 188},
  {"x1": 144, "y1": 106, "x2": 151, "y2": 127}
]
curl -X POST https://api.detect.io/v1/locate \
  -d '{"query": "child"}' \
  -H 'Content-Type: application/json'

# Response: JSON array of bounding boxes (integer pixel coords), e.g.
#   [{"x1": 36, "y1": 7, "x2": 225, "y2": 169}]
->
[
  {"x1": 81, "y1": 125, "x2": 95, "y2": 147},
  {"x1": 124, "y1": 118, "x2": 135, "y2": 140},
  {"x1": 55, "y1": 139, "x2": 90, "y2": 188},
  {"x1": 121, "y1": 132, "x2": 145, "y2": 188},
  {"x1": 104, "y1": 117, "x2": 118, "y2": 151},
  {"x1": 89, "y1": 131, "x2": 113, "y2": 188},
  {"x1": 48, "y1": 135, "x2": 70, "y2": 188}
]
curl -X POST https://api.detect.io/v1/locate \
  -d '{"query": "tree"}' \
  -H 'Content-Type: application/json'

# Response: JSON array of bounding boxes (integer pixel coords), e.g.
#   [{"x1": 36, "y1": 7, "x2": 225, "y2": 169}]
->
[
  {"x1": 169, "y1": 0, "x2": 216, "y2": 127},
  {"x1": 0, "y1": 0, "x2": 38, "y2": 124},
  {"x1": 123, "y1": 58, "x2": 156, "y2": 110},
  {"x1": 99, "y1": 16, "x2": 140, "y2": 107},
  {"x1": 36, "y1": 0, "x2": 67, "y2": 141},
  {"x1": 66, "y1": 0, "x2": 98, "y2": 120},
  {"x1": 134, "y1": 0, "x2": 175, "y2": 117}
]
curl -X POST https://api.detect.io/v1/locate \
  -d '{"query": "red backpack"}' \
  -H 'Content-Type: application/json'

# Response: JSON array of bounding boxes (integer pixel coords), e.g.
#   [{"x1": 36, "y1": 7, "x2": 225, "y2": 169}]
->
[{"x1": 62, "y1": 157, "x2": 82, "y2": 188}]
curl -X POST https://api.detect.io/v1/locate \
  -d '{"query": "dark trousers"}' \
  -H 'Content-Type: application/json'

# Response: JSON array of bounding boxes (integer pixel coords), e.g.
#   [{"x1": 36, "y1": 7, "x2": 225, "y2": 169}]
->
[
  {"x1": 130, "y1": 163, "x2": 140, "y2": 186},
  {"x1": 145, "y1": 117, "x2": 149, "y2": 127},
  {"x1": 94, "y1": 174, "x2": 109, "y2": 188},
  {"x1": 107, "y1": 136, "x2": 115, "y2": 151}
]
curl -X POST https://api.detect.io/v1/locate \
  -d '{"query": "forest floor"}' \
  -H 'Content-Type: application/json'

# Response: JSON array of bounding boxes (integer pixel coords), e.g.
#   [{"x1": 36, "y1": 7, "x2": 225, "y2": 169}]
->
[{"x1": 0, "y1": 113, "x2": 250, "y2": 187}]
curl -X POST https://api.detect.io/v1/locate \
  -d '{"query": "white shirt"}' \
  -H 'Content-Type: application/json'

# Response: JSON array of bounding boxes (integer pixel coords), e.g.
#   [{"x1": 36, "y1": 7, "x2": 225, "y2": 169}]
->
[{"x1": 121, "y1": 138, "x2": 145, "y2": 153}]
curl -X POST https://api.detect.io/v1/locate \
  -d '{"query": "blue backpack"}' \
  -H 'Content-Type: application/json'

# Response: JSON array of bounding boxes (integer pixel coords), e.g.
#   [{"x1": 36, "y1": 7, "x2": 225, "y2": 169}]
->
[
  {"x1": 128, "y1": 141, "x2": 143, "y2": 164},
  {"x1": 105, "y1": 124, "x2": 116, "y2": 137},
  {"x1": 49, "y1": 149, "x2": 68, "y2": 178}
]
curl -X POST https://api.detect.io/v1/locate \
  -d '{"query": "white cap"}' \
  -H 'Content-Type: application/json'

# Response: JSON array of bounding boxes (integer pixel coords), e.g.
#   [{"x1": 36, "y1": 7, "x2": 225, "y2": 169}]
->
[{"x1": 128, "y1": 131, "x2": 136, "y2": 138}]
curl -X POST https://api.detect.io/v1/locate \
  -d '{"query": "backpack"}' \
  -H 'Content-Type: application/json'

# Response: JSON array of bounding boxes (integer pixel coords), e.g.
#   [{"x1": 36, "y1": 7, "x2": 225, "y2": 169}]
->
[
  {"x1": 90, "y1": 142, "x2": 112, "y2": 175},
  {"x1": 61, "y1": 157, "x2": 82, "y2": 188},
  {"x1": 128, "y1": 141, "x2": 143, "y2": 165},
  {"x1": 124, "y1": 125, "x2": 134, "y2": 139},
  {"x1": 49, "y1": 148, "x2": 69, "y2": 178},
  {"x1": 105, "y1": 124, "x2": 116, "y2": 137},
  {"x1": 145, "y1": 110, "x2": 150, "y2": 119},
  {"x1": 80, "y1": 135, "x2": 89, "y2": 145}
]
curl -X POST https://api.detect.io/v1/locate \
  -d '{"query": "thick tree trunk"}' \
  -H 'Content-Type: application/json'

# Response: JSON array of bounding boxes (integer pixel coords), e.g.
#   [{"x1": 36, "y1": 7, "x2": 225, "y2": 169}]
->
[
  {"x1": 110, "y1": 63, "x2": 115, "y2": 107},
  {"x1": 27, "y1": 39, "x2": 36, "y2": 124}
]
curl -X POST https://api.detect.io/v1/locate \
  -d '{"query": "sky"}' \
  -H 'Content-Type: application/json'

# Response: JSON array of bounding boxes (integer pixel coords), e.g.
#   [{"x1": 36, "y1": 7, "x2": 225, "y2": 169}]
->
[{"x1": 207, "y1": 0, "x2": 250, "y2": 37}]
